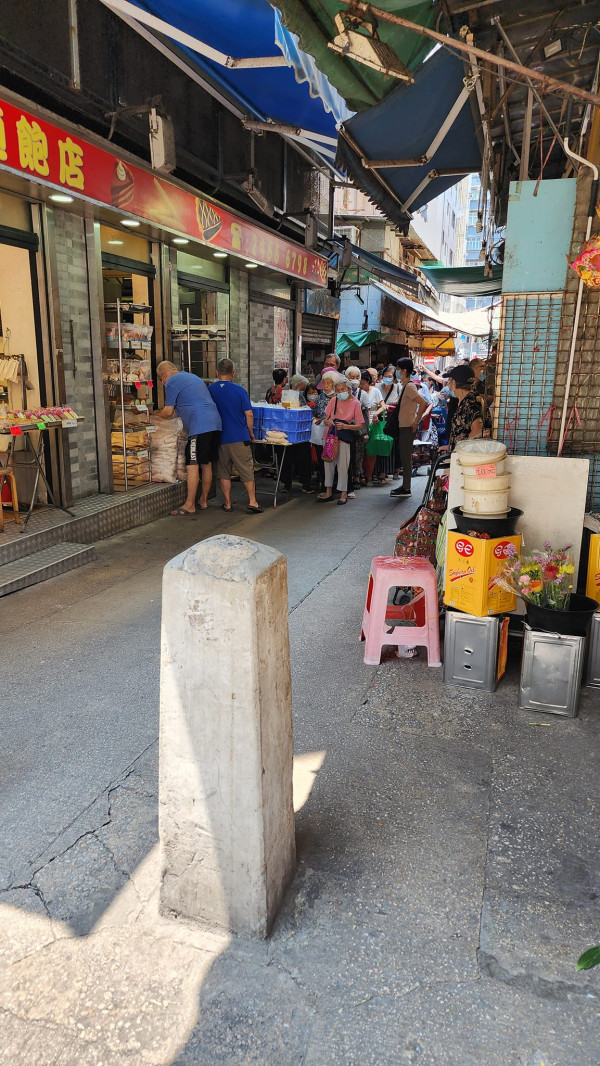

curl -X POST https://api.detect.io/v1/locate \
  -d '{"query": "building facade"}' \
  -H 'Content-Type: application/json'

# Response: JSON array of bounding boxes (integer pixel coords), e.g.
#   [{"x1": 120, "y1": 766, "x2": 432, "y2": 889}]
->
[{"x1": 0, "y1": 2, "x2": 333, "y2": 506}]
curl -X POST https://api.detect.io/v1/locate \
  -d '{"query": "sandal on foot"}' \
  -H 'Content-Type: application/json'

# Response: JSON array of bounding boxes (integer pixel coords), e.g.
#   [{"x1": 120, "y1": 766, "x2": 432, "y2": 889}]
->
[{"x1": 170, "y1": 507, "x2": 195, "y2": 516}]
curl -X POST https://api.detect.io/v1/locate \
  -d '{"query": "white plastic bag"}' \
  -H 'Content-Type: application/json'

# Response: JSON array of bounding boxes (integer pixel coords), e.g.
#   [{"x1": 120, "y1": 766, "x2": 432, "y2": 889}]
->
[{"x1": 149, "y1": 412, "x2": 183, "y2": 483}]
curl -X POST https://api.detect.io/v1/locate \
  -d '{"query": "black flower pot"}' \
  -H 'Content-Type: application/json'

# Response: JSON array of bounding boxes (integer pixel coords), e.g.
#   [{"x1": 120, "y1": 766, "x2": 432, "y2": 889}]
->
[{"x1": 525, "y1": 594, "x2": 599, "y2": 636}]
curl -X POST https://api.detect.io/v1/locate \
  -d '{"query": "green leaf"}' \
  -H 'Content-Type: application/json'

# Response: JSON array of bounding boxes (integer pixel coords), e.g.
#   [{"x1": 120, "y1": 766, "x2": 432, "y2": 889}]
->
[{"x1": 576, "y1": 945, "x2": 600, "y2": 971}]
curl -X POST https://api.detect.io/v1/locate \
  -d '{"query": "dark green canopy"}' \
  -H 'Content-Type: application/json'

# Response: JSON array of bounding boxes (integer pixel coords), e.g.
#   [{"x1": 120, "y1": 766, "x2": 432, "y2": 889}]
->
[
  {"x1": 420, "y1": 264, "x2": 503, "y2": 297},
  {"x1": 337, "y1": 330, "x2": 382, "y2": 355},
  {"x1": 274, "y1": 0, "x2": 437, "y2": 111}
]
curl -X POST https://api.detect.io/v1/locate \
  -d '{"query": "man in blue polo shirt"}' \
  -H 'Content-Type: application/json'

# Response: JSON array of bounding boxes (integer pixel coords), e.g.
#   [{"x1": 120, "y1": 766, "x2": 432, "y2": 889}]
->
[
  {"x1": 208, "y1": 358, "x2": 263, "y2": 514},
  {"x1": 156, "y1": 360, "x2": 221, "y2": 515}
]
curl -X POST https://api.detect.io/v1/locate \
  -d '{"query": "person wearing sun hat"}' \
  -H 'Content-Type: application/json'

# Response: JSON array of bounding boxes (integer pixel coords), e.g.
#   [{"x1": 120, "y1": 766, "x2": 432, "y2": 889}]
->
[{"x1": 445, "y1": 364, "x2": 491, "y2": 452}]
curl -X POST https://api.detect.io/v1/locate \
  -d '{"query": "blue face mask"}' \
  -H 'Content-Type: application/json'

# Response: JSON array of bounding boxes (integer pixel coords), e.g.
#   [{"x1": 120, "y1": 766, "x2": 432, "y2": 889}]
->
[
  {"x1": 337, "y1": 391, "x2": 349, "y2": 401},
  {"x1": 448, "y1": 388, "x2": 457, "y2": 398},
  {"x1": 382, "y1": 377, "x2": 393, "y2": 386}
]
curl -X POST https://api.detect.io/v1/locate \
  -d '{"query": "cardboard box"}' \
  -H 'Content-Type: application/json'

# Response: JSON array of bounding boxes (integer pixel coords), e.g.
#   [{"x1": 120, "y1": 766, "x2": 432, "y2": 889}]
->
[
  {"x1": 444, "y1": 531, "x2": 521, "y2": 616},
  {"x1": 586, "y1": 533, "x2": 600, "y2": 604}
]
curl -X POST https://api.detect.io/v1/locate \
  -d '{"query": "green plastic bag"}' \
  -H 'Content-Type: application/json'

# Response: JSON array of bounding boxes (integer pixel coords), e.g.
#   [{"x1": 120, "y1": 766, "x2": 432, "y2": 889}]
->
[{"x1": 365, "y1": 419, "x2": 394, "y2": 457}]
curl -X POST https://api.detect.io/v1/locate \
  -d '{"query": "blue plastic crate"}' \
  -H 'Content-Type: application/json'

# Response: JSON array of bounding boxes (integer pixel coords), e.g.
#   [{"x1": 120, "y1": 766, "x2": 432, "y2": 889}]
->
[
  {"x1": 283, "y1": 427, "x2": 311, "y2": 443},
  {"x1": 261, "y1": 407, "x2": 312, "y2": 429}
]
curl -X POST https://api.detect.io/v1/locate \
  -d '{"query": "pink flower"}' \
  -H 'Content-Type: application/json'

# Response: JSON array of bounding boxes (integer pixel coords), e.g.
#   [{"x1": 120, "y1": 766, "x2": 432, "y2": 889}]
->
[{"x1": 520, "y1": 574, "x2": 531, "y2": 586}]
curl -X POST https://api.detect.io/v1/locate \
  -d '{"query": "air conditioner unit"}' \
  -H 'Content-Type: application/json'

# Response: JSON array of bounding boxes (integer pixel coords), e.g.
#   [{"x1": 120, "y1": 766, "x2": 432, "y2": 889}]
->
[{"x1": 336, "y1": 225, "x2": 360, "y2": 246}]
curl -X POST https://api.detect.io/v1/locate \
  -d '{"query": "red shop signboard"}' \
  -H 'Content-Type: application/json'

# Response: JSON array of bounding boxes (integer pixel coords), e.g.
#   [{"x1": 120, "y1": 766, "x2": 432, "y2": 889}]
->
[{"x1": 0, "y1": 97, "x2": 328, "y2": 287}]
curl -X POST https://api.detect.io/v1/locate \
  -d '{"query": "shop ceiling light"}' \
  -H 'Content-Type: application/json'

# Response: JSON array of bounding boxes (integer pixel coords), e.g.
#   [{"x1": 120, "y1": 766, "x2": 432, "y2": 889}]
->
[
  {"x1": 245, "y1": 262, "x2": 258, "y2": 269},
  {"x1": 107, "y1": 239, "x2": 124, "y2": 245},
  {"x1": 121, "y1": 218, "x2": 141, "y2": 227},
  {"x1": 49, "y1": 193, "x2": 74, "y2": 203},
  {"x1": 213, "y1": 251, "x2": 228, "y2": 258},
  {"x1": 172, "y1": 237, "x2": 189, "y2": 245}
]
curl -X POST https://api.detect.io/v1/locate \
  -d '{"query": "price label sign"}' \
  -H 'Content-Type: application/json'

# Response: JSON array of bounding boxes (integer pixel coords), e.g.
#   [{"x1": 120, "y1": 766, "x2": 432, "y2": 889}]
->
[
  {"x1": 134, "y1": 381, "x2": 142, "y2": 390},
  {"x1": 147, "y1": 379, "x2": 152, "y2": 386},
  {"x1": 10, "y1": 425, "x2": 23, "y2": 436},
  {"x1": 62, "y1": 419, "x2": 77, "y2": 428},
  {"x1": 475, "y1": 464, "x2": 497, "y2": 479},
  {"x1": 146, "y1": 425, "x2": 157, "y2": 433},
  {"x1": 37, "y1": 422, "x2": 46, "y2": 430},
  {"x1": 137, "y1": 404, "x2": 148, "y2": 413}
]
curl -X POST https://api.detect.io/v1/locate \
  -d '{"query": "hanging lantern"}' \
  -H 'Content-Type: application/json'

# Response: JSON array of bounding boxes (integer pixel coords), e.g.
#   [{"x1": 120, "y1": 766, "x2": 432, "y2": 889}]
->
[{"x1": 570, "y1": 236, "x2": 600, "y2": 288}]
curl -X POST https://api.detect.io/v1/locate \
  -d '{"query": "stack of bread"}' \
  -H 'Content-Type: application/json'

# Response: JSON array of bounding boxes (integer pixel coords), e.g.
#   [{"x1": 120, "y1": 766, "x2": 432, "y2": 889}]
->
[{"x1": 265, "y1": 429, "x2": 288, "y2": 444}]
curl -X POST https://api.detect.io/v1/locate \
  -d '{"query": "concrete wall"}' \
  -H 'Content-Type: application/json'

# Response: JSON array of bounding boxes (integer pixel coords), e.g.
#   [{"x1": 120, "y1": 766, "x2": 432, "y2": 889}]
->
[
  {"x1": 502, "y1": 179, "x2": 576, "y2": 293},
  {"x1": 249, "y1": 298, "x2": 294, "y2": 401},
  {"x1": 339, "y1": 284, "x2": 382, "y2": 335}
]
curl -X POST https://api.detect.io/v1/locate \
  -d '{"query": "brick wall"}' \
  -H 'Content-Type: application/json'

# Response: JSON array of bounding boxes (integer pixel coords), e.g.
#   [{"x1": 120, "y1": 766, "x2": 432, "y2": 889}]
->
[
  {"x1": 53, "y1": 209, "x2": 100, "y2": 499},
  {"x1": 249, "y1": 298, "x2": 294, "y2": 401}
]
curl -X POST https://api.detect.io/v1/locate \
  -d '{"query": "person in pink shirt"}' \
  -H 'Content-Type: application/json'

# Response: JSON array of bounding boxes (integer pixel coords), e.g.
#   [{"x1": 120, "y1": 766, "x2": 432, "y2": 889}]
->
[{"x1": 317, "y1": 377, "x2": 365, "y2": 506}]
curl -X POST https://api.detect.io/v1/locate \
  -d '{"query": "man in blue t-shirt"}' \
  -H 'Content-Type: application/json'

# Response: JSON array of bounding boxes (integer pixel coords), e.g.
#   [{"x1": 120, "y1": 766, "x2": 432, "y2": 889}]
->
[
  {"x1": 208, "y1": 358, "x2": 263, "y2": 514},
  {"x1": 156, "y1": 361, "x2": 222, "y2": 515}
]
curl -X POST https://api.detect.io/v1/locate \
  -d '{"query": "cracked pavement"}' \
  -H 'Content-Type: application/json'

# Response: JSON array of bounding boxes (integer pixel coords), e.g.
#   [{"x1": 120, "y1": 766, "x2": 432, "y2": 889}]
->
[{"x1": 1, "y1": 486, "x2": 600, "y2": 1064}]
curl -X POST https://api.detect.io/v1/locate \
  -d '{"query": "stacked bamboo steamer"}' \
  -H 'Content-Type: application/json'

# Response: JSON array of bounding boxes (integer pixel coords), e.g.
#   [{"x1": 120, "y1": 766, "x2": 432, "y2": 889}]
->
[{"x1": 455, "y1": 439, "x2": 509, "y2": 515}]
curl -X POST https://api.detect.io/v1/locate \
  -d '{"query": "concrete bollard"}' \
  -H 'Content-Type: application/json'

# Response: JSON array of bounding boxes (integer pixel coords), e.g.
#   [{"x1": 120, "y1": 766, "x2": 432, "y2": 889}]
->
[{"x1": 159, "y1": 534, "x2": 296, "y2": 938}]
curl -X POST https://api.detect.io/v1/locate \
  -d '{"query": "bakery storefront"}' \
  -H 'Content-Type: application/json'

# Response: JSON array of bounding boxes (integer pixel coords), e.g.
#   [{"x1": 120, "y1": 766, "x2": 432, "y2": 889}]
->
[{"x1": 0, "y1": 90, "x2": 328, "y2": 512}]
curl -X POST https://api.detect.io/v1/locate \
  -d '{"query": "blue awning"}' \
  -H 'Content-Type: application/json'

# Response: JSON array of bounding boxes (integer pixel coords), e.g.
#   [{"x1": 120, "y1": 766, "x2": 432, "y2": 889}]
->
[
  {"x1": 331, "y1": 239, "x2": 419, "y2": 295},
  {"x1": 336, "y1": 47, "x2": 482, "y2": 230},
  {"x1": 104, "y1": 0, "x2": 350, "y2": 147}
]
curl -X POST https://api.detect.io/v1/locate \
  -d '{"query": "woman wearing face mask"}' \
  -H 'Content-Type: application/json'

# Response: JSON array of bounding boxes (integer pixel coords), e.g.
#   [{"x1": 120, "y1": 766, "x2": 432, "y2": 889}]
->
[
  {"x1": 312, "y1": 371, "x2": 340, "y2": 493},
  {"x1": 360, "y1": 369, "x2": 386, "y2": 485},
  {"x1": 443, "y1": 365, "x2": 490, "y2": 452},
  {"x1": 345, "y1": 365, "x2": 365, "y2": 495},
  {"x1": 318, "y1": 377, "x2": 364, "y2": 505}
]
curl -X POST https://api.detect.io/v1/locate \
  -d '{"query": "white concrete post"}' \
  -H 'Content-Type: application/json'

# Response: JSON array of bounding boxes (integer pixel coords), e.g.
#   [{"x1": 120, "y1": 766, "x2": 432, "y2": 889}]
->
[{"x1": 159, "y1": 534, "x2": 296, "y2": 938}]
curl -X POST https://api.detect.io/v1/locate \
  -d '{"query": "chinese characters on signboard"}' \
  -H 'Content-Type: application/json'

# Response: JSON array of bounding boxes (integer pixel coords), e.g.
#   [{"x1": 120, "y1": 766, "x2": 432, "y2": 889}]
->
[{"x1": 0, "y1": 97, "x2": 328, "y2": 288}]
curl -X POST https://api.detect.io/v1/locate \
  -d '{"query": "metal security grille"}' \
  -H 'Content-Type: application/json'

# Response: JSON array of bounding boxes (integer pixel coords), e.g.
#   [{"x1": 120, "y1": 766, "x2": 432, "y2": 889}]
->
[
  {"x1": 550, "y1": 286, "x2": 600, "y2": 455},
  {"x1": 301, "y1": 313, "x2": 335, "y2": 346},
  {"x1": 495, "y1": 293, "x2": 563, "y2": 455}
]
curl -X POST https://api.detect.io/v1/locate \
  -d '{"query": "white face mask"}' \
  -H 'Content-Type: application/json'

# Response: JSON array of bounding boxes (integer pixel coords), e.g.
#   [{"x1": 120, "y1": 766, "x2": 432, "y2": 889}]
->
[
  {"x1": 324, "y1": 388, "x2": 335, "y2": 396},
  {"x1": 337, "y1": 391, "x2": 349, "y2": 401}
]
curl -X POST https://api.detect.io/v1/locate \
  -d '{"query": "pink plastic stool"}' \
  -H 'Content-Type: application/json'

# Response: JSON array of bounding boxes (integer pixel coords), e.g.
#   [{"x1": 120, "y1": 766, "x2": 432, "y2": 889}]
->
[{"x1": 360, "y1": 555, "x2": 442, "y2": 667}]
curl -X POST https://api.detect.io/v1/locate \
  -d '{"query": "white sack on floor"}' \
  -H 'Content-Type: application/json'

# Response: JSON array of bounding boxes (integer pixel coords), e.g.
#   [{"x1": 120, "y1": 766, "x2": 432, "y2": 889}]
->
[{"x1": 149, "y1": 413, "x2": 183, "y2": 483}]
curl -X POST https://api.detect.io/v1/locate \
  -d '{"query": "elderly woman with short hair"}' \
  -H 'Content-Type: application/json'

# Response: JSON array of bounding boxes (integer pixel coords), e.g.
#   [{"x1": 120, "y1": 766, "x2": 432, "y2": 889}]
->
[{"x1": 317, "y1": 375, "x2": 364, "y2": 506}]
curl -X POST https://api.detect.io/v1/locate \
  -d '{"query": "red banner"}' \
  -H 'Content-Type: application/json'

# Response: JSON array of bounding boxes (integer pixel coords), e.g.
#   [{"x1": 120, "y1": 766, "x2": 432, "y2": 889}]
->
[{"x1": 0, "y1": 97, "x2": 328, "y2": 287}]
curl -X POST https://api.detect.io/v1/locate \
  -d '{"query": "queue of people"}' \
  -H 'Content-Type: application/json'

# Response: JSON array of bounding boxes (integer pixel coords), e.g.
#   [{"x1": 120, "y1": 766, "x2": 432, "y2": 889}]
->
[{"x1": 155, "y1": 351, "x2": 493, "y2": 515}]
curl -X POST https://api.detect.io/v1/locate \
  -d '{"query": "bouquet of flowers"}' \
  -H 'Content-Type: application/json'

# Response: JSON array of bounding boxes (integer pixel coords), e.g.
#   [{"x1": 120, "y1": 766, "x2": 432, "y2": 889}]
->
[{"x1": 496, "y1": 541, "x2": 575, "y2": 611}]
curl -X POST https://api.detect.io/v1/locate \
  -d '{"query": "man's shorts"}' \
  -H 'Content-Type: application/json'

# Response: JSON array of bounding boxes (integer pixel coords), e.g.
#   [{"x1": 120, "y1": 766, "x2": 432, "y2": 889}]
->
[
  {"x1": 185, "y1": 430, "x2": 220, "y2": 466},
  {"x1": 216, "y1": 441, "x2": 255, "y2": 482}
]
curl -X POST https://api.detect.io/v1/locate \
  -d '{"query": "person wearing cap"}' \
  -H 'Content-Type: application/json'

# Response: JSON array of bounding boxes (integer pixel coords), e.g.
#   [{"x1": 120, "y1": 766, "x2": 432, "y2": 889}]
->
[{"x1": 445, "y1": 364, "x2": 491, "y2": 452}]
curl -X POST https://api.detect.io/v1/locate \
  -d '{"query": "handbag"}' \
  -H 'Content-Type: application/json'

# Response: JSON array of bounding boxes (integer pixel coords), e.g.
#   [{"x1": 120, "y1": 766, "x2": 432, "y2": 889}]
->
[
  {"x1": 322, "y1": 427, "x2": 338, "y2": 462},
  {"x1": 336, "y1": 422, "x2": 355, "y2": 444},
  {"x1": 365, "y1": 419, "x2": 394, "y2": 457}
]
